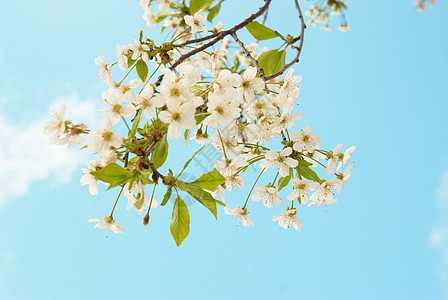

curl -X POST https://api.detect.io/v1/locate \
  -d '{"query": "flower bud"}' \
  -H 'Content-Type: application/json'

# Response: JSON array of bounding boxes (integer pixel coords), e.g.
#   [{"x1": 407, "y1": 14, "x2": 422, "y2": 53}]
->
[
  {"x1": 104, "y1": 215, "x2": 113, "y2": 223},
  {"x1": 143, "y1": 213, "x2": 150, "y2": 226}
]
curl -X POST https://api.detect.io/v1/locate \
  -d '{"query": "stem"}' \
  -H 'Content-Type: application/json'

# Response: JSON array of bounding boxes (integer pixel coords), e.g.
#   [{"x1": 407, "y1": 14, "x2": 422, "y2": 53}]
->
[
  {"x1": 242, "y1": 168, "x2": 265, "y2": 209},
  {"x1": 217, "y1": 129, "x2": 228, "y2": 161},
  {"x1": 121, "y1": 116, "x2": 133, "y2": 138},
  {"x1": 145, "y1": 183, "x2": 157, "y2": 216},
  {"x1": 119, "y1": 63, "x2": 137, "y2": 85},
  {"x1": 272, "y1": 172, "x2": 279, "y2": 185},
  {"x1": 109, "y1": 185, "x2": 125, "y2": 218}
]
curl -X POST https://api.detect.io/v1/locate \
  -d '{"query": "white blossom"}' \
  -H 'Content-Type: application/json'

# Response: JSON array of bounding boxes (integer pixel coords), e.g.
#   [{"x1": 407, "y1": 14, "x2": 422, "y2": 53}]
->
[
  {"x1": 132, "y1": 85, "x2": 165, "y2": 119},
  {"x1": 326, "y1": 144, "x2": 356, "y2": 175},
  {"x1": 287, "y1": 178, "x2": 319, "y2": 204},
  {"x1": 215, "y1": 158, "x2": 248, "y2": 191},
  {"x1": 159, "y1": 102, "x2": 196, "y2": 139},
  {"x1": 224, "y1": 207, "x2": 254, "y2": 227},
  {"x1": 236, "y1": 66, "x2": 264, "y2": 102},
  {"x1": 253, "y1": 186, "x2": 282, "y2": 208},
  {"x1": 116, "y1": 44, "x2": 128, "y2": 70},
  {"x1": 88, "y1": 118, "x2": 123, "y2": 154},
  {"x1": 184, "y1": 10, "x2": 208, "y2": 34},
  {"x1": 129, "y1": 39, "x2": 150, "y2": 62},
  {"x1": 80, "y1": 160, "x2": 102, "y2": 195},
  {"x1": 272, "y1": 208, "x2": 303, "y2": 231},
  {"x1": 43, "y1": 104, "x2": 67, "y2": 142},
  {"x1": 290, "y1": 126, "x2": 320, "y2": 152},
  {"x1": 95, "y1": 55, "x2": 112, "y2": 83},
  {"x1": 98, "y1": 95, "x2": 136, "y2": 125},
  {"x1": 260, "y1": 147, "x2": 298, "y2": 177},
  {"x1": 89, "y1": 217, "x2": 124, "y2": 236}
]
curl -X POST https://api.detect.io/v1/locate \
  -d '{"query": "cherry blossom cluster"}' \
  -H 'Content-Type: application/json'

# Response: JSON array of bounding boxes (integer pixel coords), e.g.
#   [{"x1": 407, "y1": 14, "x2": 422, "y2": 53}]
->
[
  {"x1": 44, "y1": 0, "x2": 355, "y2": 245},
  {"x1": 305, "y1": 0, "x2": 350, "y2": 31},
  {"x1": 415, "y1": 0, "x2": 437, "y2": 11}
]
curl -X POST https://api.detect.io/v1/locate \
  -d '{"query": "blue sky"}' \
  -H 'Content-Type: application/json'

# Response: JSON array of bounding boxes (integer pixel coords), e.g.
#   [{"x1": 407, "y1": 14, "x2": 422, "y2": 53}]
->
[{"x1": 1, "y1": 0, "x2": 447, "y2": 299}]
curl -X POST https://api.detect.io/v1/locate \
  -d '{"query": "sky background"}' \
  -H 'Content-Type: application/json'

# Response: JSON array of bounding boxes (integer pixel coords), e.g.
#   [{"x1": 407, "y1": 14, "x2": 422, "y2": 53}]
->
[{"x1": 0, "y1": 0, "x2": 447, "y2": 299}]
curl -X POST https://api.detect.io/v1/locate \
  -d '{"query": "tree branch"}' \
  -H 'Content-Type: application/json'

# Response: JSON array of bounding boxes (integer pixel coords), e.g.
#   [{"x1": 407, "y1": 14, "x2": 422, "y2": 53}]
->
[
  {"x1": 230, "y1": 31, "x2": 266, "y2": 80},
  {"x1": 265, "y1": 0, "x2": 306, "y2": 80}
]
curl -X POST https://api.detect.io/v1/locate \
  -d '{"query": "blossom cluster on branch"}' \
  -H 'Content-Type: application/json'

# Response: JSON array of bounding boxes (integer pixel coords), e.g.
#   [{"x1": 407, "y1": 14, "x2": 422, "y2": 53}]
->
[
  {"x1": 44, "y1": 0, "x2": 355, "y2": 246},
  {"x1": 415, "y1": 0, "x2": 437, "y2": 11}
]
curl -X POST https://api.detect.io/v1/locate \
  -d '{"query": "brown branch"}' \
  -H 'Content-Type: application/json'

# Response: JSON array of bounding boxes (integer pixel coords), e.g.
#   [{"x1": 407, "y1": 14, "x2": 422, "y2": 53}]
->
[
  {"x1": 179, "y1": 0, "x2": 272, "y2": 47},
  {"x1": 264, "y1": 0, "x2": 306, "y2": 81},
  {"x1": 154, "y1": 0, "x2": 273, "y2": 86},
  {"x1": 140, "y1": 132, "x2": 167, "y2": 180},
  {"x1": 230, "y1": 32, "x2": 266, "y2": 80}
]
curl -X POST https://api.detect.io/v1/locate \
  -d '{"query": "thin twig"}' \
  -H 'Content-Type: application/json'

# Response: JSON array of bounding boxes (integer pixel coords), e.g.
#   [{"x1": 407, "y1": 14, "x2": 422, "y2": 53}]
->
[
  {"x1": 230, "y1": 32, "x2": 266, "y2": 80},
  {"x1": 265, "y1": 0, "x2": 306, "y2": 80},
  {"x1": 154, "y1": 0, "x2": 273, "y2": 87}
]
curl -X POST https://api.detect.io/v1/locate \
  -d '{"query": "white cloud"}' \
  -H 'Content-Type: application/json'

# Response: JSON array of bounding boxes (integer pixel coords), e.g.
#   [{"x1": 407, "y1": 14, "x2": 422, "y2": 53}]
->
[
  {"x1": 0, "y1": 94, "x2": 99, "y2": 209},
  {"x1": 429, "y1": 172, "x2": 448, "y2": 298}
]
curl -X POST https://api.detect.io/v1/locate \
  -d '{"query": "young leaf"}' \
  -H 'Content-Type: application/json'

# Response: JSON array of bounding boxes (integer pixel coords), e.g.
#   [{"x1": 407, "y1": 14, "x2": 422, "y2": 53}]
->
[
  {"x1": 268, "y1": 50, "x2": 286, "y2": 75},
  {"x1": 156, "y1": 12, "x2": 170, "y2": 23},
  {"x1": 297, "y1": 165, "x2": 320, "y2": 182},
  {"x1": 150, "y1": 135, "x2": 168, "y2": 169},
  {"x1": 178, "y1": 145, "x2": 205, "y2": 176},
  {"x1": 207, "y1": 2, "x2": 221, "y2": 22},
  {"x1": 170, "y1": 196, "x2": 190, "y2": 247},
  {"x1": 177, "y1": 181, "x2": 217, "y2": 219},
  {"x1": 216, "y1": 199, "x2": 225, "y2": 206},
  {"x1": 298, "y1": 158, "x2": 313, "y2": 167},
  {"x1": 129, "y1": 109, "x2": 143, "y2": 138},
  {"x1": 91, "y1": 163, "x2": 128, "y2": 184},
  {"x1": 184, "y1": 129, "x2": 191, "y2": 146},
  {"x1": 127, "y1": 56, "x2": 136, "y2": 68},
  {"x1": 277, "y1": 173, "x2": 292, "y2": 192},
  {"x1": 189, "y1": 85, "x2": 203, "y2": 96},
  {"x1": 191, "y1": 169, "x2": 225, "y2": 192},
  {"x1": 257, "y1": 49, "x2": 286, "y2": 76},
  {"x1": 246, "y1": 21, "x2": 278, "y2": 40},
  {"x1": 136, "y1": 60, "x2": 149, "y2": 82},
  {"x1": 161, "y1": 187, "x2": 172, "y2": 206},
  {"x1": 257, "y1": 49, "x2": 277, "y2": 75},
  {"x1": 190, "y1": 0, "x2": 213, "y2": 14}
]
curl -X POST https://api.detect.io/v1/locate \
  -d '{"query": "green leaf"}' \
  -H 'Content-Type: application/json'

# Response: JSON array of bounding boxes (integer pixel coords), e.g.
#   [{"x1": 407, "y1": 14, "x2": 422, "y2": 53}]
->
[
  {"x1": 277, "y1": 173, "x2": 292, "y2": 192},
  {"x1": 136, "y1": 60, "x2": 149, "y2": 82},
  {"x1": 257, "y1": 49, "x2": 286, "y2": 76},
  {"x1": 184, "y1": 129, "x2": 191, "y2": 147},
  {"x1": 127, "y1": 56, "x2": 136, "y2": 68},
  {"x1": 150, "y1": 135, "x2": 168, "y2": 169},
  {"x1": 268, "y1": 50, "x2": 286, "y2": 75},
  {"x1": 91, "y1": 163, "x2": 129, "y2": 184},
  {"x1": 189, "y1": 85, "x2": 203, "y2": 96},
  {"x1": 246, "y1": 21, "x2": 278, "y2": 40},
  {"x1": 298, "y1": 158, "x2": 313, "y2": 167},
  {"x1": 297, "y1": 165, "x2": 320, "y2": 182},
  {"x1": 178, "y1": 145, "x2": 205, "y2": 176},
  {"x1": 195, "y1": 110, "x2": 207, "y2": 125},
  {"x1": 170, "y1": 196, "x2": 190, "y2": 247},
  {"x1": 177, "y1": 181, "x2": 217, "y2": 219},
  {"x1": 161, "y1": 187, "x2": 172, "y2": 206},
  {"x1": 129, "y1": 109, "x2": 143, "y2": 138},
  {"x1": 207, "y1": 2, "x2": 221, "y2": 22},
  {"x1": 156, "y1": 12, "x2": 170, "y2": 23},
  {"x1": 133, "y1": 191, "x2": 146, "y2": 210},
  {"x1": 216, "y1": 199, "x2": 225, "y2": 206},
  {"x1": 191, "y1": 169, "x2": 225, "y2": 192},
  {"x1": 190, "y1": 0, "x2": 213, "y2": 14}
]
